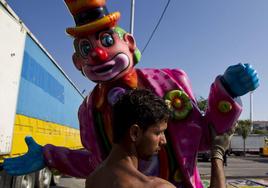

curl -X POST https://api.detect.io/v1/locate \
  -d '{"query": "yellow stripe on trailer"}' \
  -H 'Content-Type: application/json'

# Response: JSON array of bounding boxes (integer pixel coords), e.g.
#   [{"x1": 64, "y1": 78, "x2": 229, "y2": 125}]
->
[{"x1": 0, "y1": 114, "x2": 83, "y2": 162}]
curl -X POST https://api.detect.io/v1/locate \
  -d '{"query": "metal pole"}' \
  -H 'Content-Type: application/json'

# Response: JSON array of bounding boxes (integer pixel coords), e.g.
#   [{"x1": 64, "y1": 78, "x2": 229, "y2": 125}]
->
[
  {"x1": 130, "y1": 0, "x2": 135, "y2": 34},
  {"x1": 250, "y1": 91, "x2": 253, "y2": 132}
]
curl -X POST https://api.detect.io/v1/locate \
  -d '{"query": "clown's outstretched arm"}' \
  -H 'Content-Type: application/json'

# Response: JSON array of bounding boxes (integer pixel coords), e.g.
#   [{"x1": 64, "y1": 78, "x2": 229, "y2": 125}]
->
[
  {"x1": 4, "y1": 95, "x2": 103, "y2": 178},
  {"x1": 3, "y1": 137, "x2": 98, "y2": 178},
  {"x1": 200, "y1": 63, "x2": 259, "y2": 149}
]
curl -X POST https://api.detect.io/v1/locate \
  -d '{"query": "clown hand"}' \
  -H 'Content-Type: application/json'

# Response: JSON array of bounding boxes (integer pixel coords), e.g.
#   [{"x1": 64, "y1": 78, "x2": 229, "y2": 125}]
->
[
  {"x1": 221, "y1": 63, "x2": 259, "y2": 97},
  {"x1": 3, "y1": 136, "x2": 45, "y2": 176},
  {"x1": 209, "y1": 125, "x2": 235, "y2": 161}
]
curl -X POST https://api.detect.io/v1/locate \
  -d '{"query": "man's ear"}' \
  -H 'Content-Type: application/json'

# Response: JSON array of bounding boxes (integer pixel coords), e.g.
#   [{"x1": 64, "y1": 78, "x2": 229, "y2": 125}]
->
[
  {"x1": 123, "y1": 33, "x2": 136, "y2": 53},
  {"x1": 129, "y1": 124, "x2": 141, "y2": 142},
  {"x1": 72, "y1": 52, "x2": 83, "y2": 71}
]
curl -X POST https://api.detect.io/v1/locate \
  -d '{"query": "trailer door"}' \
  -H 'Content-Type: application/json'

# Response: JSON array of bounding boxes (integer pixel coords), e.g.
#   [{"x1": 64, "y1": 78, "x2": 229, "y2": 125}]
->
[{"x1": 0, "y1": 4, "x2": 26, "y2": 154}]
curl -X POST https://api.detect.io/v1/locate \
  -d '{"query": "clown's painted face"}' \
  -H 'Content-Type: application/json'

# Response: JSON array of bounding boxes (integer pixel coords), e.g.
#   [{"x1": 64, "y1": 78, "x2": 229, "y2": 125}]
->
[{"x1": 73, "y1": 28, "x2": 136, "y2": 83}]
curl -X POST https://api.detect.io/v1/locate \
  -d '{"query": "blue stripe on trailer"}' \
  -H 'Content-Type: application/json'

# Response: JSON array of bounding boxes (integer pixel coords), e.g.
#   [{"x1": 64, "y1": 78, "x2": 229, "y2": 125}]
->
[
  {"x1": 22, "y1": 52, "x2": 65, "y2": 103},
  {"x1": 16, "y1": 34, "x2": 83, "y2": 129}
]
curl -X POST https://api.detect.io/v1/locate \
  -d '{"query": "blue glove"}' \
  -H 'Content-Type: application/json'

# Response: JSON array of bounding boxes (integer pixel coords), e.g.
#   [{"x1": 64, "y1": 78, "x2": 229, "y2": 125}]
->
[
  {"x1": 3, "y1": 136, "x2": 45, "y2": 176},
  {"x1": 221, "y1": 63, "x2": 259, "y2": 97}
]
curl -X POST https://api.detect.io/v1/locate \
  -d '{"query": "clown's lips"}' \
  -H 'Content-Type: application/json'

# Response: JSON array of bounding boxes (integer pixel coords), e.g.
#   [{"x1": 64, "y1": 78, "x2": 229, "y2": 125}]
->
[
  {"x1": 94, "y1": 64, "x2": 114, "y2": 74},
  {"x1": 86, "y1": 53, "x2": 131, "y2": 81}
]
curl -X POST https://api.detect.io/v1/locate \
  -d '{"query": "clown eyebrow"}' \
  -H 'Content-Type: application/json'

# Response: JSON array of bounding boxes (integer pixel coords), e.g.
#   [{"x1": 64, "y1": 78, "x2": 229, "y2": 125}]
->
[{"x1": 95, "y1": 29, "x2": 114, "y2": 40}]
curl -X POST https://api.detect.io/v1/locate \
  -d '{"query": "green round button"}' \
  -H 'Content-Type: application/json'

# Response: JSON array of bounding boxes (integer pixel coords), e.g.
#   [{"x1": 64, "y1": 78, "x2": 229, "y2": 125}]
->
[{"x1": 218, "y1": 100, "x2": 232, "y2": 113}]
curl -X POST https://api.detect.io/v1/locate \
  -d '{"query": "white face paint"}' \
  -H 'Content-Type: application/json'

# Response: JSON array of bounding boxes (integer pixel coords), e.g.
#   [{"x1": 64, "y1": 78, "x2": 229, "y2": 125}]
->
[{"x1": 82, "y1": 53, "x2": 133, "y2": 82}]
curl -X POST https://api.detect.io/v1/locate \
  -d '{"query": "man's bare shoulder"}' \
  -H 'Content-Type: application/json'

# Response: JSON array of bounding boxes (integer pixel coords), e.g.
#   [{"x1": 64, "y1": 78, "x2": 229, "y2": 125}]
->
[
  {"x1": 85, "y1": 164, "x2": 109, "y2": 188},
  {"x1": 147, "y1": 176, "x2": 176, "y2": 188},
  {"x1": 86, "y1": 170, "x2": 175, "y2": 188},
  {"x1": 115, "y1": 174, "x2": 175, "y2": 188}
]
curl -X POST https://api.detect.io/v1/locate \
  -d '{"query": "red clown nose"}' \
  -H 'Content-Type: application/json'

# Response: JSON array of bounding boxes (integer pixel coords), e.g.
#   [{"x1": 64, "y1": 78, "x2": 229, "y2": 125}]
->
[{"x1": 90, "y1": 47, "x2": 108, "y2": 63}]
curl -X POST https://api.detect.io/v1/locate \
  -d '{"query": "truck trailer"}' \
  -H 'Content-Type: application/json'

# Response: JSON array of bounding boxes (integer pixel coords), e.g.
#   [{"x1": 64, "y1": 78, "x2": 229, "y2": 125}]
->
[
  {"x1": 0, "y1": 1, "x2": 84, "y2": 187},
  {"x1": 229, "y1": 134, "x2": 268, "y2": 156}
]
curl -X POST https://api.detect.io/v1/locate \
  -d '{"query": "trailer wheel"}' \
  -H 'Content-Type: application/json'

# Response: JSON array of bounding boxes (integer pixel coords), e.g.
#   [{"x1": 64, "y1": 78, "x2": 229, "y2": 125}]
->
[
  {"x1": 50, "y1": 174, "x2": 61, "y2": 186},
  {"x1": 0, "y1": 170, "x2": 13, "y2": 188},
  {"x1": 35, "y1": 168, "x2": 52, "y2": 188},
  {"x1": 12, "y1": 173, "x2": 35, "y2": 188}
]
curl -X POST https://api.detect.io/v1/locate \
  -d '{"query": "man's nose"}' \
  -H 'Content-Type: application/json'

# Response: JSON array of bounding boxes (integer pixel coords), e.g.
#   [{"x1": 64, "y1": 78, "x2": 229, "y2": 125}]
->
[
  {"x1": 160, "y1": 134, "x2": 167, "y2": 145},
  {"x1": 90, "y1": 47, "x2": 108, "y2": 63}
]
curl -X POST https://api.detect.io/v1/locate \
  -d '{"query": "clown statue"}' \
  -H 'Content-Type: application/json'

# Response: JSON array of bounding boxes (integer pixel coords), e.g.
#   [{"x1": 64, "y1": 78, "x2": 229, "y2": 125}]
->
[{"x1": 4, "y1": 0, "x2": 259, "y2": 187}]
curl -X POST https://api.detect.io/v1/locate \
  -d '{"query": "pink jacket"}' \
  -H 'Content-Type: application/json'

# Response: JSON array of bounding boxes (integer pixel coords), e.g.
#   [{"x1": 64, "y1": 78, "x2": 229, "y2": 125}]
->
[{"x1": 43, "y1": 68, "x2": 242, "y2": 188}]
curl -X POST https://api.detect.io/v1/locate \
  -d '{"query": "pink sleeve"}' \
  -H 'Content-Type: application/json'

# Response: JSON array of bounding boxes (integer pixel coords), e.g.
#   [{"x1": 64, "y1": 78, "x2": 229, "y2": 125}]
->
[
  {"x1": 43, "y1": 144, "x2": 101, "y2": 178},
  {"x1": 43, "y1": 145, "x2": 100, "y2": 178},
  {"x1": 205, "y1": 76, "x2": 242, "y2": 134},
  {"x1": 199, "y1": 76, "x2": 242, "y2": 150}
]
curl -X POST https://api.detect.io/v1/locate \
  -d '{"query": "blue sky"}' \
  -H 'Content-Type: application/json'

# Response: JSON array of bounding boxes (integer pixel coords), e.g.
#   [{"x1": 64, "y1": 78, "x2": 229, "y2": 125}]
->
[{"x1": 5, "y1": 0, "x2": 268, "y2": 121}]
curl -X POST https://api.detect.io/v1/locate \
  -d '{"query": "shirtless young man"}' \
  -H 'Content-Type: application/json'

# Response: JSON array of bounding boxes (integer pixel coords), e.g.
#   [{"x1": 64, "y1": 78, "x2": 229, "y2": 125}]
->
[{"x1": 85, "y1": 89, "x2": 175, "y2": 188}]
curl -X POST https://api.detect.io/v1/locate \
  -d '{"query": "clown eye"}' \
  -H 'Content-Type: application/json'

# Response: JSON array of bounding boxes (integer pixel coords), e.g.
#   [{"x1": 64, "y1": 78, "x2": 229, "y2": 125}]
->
[
  {"x1": 101, "y1": 34, "x2": 114, "y2": 47},
  {"x1": 79, "y1": 40, "x2": 92, "y2": 57}
]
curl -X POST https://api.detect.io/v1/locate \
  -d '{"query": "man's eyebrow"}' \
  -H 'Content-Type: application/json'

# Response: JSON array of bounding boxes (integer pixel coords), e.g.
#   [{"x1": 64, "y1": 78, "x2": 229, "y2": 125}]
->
[
  {"x1": 153, "y1": 126, "x2": 166, "y2": 132},
  {"x1": 95, "y1": 29, "x2": 114, "y2": 40},
  {"x1": 159, "y1": 125, "x2": 168, "y2": 132}
]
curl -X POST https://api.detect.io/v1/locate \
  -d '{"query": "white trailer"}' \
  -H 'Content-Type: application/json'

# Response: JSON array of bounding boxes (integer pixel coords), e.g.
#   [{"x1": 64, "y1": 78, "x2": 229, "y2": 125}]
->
[
  {"x1": 229, "y1": 134, "x2": 267, "y2": 155},
  {"x1": 0, "y1": 1, "x2": 84, "y2": 187}
]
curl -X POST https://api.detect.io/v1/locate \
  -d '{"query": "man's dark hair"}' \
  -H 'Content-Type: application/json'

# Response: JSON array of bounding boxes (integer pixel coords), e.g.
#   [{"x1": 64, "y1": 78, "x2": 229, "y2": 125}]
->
[{"x1": 112, "y1": 89, "x2": 170, "y2": 144}]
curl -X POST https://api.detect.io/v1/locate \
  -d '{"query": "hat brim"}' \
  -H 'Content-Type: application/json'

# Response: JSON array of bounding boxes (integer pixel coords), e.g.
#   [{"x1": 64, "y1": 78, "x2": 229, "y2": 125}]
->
[{"x1": 66, "y1": 12, "x2": 120, "y2": 38}]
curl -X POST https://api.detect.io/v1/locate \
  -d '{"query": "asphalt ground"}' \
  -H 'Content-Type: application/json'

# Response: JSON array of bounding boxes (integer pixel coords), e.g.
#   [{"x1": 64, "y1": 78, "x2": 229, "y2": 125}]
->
[
  {"x1": 198, "y1": 154, "x2": 268, "y2": 179},
  {"x1": 198, "y1": 154, "x2": 268, "y2": 188}
]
